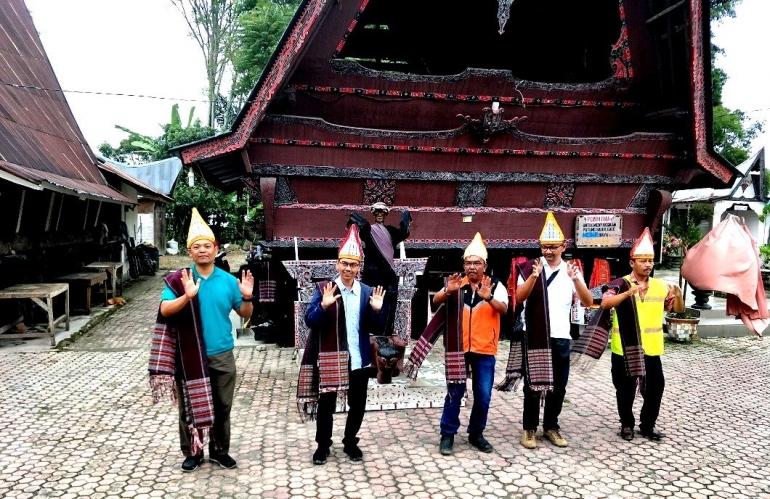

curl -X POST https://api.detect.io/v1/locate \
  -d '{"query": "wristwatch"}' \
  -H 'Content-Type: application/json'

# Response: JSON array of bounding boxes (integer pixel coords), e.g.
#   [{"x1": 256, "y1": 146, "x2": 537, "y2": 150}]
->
[
  {"x1": 242, "y1": 295, "x2": 253, "y2": 302},
  {"x1": 484, "y1": 296, "x2": 493, "y2": 302}
]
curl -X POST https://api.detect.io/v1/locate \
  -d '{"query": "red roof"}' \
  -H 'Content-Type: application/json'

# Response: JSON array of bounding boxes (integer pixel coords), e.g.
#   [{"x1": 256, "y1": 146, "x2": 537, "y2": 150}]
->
[{"x1": 0, "y1": 0, "x2": 131, "y2": 203}]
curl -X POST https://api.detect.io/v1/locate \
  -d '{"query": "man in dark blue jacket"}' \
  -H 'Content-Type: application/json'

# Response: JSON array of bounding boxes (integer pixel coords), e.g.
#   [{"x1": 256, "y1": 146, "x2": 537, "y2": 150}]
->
[{"x1": 299, "y1": 225, "x2": 385, "y2": 465}]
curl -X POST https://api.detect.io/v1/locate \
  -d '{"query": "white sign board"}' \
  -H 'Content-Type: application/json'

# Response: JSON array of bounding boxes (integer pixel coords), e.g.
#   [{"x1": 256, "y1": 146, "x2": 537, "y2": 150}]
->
[{"x1": 575, "y1": 214, "x2": 623, "y2": 248}]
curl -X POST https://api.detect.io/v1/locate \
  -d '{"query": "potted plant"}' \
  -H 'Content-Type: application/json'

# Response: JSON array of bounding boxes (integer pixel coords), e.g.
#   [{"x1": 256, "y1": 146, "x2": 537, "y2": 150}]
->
[{"x1": 665, "y1": 308, "x2": 700, "y2": 342}]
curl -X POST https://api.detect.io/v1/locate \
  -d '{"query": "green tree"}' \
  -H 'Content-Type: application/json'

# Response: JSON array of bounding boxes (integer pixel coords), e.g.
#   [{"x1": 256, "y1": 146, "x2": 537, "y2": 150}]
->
[
  {"x1": 711, "y1": 0, "x2": 763, "y2": 165},
  {"x1": 229, "y1": 0, "x2": 299, "y2": 111},
  {"x1": 98, "y1": 105, "x2": 214, "y2": 163},
  {"x1": 169, "y1": 0, "x2": 239, "y2": 129},
  {"x1": 98, "y1": 105, "x2": 256, "y2": 244}
]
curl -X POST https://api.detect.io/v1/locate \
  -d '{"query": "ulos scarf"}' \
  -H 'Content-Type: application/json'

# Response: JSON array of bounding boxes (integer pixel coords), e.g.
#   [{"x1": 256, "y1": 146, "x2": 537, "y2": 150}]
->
[
  {"x1": 403, "y1": 285, "x2": 466, "y2": 384},
  {"x1": 297, "y1": 281, "x2": 351, "y2": 422},
  {"x1": 497, "y1": 259, "x2": 552, "y2": 395},
  {"x1": 571, "y1": 279, "x2": 645, "y2": 380},
  {"x1": 149, "y1": 270, "x2": 213, "y2": 455}
]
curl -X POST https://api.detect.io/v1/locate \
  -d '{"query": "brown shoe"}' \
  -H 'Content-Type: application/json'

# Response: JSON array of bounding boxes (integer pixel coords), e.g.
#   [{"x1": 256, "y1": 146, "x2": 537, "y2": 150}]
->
[
  {"x1": 543, "y1": 429, "x2": 568, "y2": 447},
  {"x1": 520, "y1": 430, "x2": 536, "y2": 449}
]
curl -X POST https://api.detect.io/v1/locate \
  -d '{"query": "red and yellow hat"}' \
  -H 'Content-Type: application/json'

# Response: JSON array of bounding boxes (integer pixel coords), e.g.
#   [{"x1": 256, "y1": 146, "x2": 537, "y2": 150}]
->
[{"x1": 339, "y1": 224, "x2": 364, "y2": 261}]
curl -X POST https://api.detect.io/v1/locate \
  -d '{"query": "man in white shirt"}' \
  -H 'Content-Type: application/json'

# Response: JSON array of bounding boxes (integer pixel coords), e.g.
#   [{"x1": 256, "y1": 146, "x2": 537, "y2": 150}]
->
[{"x1": 515, "y1": 213, "x2": 593, "y2": 449}]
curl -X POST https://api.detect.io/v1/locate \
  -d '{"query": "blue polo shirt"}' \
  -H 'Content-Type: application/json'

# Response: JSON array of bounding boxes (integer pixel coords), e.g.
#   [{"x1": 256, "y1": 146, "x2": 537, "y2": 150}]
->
[{"x1": 160, "y1": 266, "x2": 242, "y2": 356}]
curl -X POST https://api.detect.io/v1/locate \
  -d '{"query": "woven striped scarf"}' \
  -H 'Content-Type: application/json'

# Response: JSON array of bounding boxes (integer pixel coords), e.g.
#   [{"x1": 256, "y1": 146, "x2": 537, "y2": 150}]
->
[
  {"x1": 149, "y1": 270, "x2": 213, "y2": 455},
  {"x1": 403, "y1": 285, "x2": 466, "y2": 384},
  {"x1": 497, "y1": 259, "x2": 552, "y2": 394},
  {"x1": 297, "y1": 281, "x2": 350, "y2": 422}
]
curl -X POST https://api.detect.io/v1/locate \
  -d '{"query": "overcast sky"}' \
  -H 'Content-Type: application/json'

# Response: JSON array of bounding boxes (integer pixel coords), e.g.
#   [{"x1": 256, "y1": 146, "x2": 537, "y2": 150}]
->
[{"x1": 24, "y1": 0, "x2": 770, "y2": 157}]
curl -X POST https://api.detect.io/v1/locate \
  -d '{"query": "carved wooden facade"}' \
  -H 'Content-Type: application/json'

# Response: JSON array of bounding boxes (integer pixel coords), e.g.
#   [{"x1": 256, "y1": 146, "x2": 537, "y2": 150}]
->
[{"x1": 178, "y1": 0, "x2": 737, "y2": 255}]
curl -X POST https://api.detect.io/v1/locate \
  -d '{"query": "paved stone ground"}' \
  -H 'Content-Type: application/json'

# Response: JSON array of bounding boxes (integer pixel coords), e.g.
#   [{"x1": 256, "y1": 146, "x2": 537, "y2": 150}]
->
[{"x1": 1, "y1": 274, "x2": 770, "y2": 498}]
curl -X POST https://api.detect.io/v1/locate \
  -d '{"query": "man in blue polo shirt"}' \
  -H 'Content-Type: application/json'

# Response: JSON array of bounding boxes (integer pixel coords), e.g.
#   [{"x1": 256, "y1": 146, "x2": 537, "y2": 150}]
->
[{"x1": 159, "y1": 208, "x2": 254, "y2": 472}]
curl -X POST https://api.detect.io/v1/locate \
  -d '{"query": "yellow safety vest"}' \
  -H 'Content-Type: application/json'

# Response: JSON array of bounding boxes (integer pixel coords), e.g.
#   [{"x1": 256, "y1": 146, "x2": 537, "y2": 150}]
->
[{"x1": 610, "y1": 276, "x2": 667, "y2": 357}]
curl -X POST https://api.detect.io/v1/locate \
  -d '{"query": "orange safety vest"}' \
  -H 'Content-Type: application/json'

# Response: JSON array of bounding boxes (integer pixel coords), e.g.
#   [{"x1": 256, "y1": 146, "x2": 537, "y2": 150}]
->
[{"x1": 460, "y1": 276, "x2": 502, "y2": 355}]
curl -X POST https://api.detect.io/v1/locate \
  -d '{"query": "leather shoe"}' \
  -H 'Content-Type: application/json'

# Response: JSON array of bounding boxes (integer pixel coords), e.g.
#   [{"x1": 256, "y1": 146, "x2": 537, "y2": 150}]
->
[
  {"x1": 343, "y1": 444, "x2": 363, "y2": 462},
  {"x1": 181, "y1": 452, "x2": 203, "y2": 472},
  {"x1": 209, "y1": 453, "x2": 237, "y2": 469},
  {"x1": 439, "y1": 434, "x2": 454, "y2": 455},
  {"x1": 312, "y1": 447, "x2": 330, "y2": 465},
  {"x1": 468, "y1": 433, "x2": 493, "y2": 453},
  {"x1": 619, "y1": 426, "x2": 634, "y2": 441},
  {"x1": 639, "y1": 427, "x2": 665, "y2": 440}
]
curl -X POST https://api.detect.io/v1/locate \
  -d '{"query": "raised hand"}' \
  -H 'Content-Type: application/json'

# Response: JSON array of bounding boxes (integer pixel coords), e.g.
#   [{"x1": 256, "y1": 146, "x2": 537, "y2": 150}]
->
[
  {"x1": 477, "y1": 275, "x2": 493, "y2": 301},
  {"x1": 369, "y1": 285, "x2": 385, "y2": 312},
  {"x1": 567, "y1": 262, "x2": 580, "y2": 280},
  {"x1": 320, "y1": 282, "x2": 340, "y2": 310},
  {"x1": 446, "y1": 273, "x2": 463, "y2": 293},
  {"x1": 181, "y1": 268, "x2": 200, "y2": 299},
  {"x1": 531, "y1": 259, "x2": 544, "y2": 279},
  {"x1": 238, "y1": 269, "x2": 254, "y2": 298},
  {"x1": 627, "y1": 282, "x2": 647, "y2": 296}
]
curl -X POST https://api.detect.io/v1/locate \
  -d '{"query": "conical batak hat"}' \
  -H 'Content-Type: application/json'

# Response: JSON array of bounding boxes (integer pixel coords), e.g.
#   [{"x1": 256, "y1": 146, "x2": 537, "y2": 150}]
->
[
  {"x1": 463, "y1": 232, "x2": 488, "y2": 262},
  {"x1": 187, "y1": 207, "x2": 216, "y2": 248},
  {"x1": 630, "y1": 227, "x2": 656, "y2": 259},
  {"x1": 339, "y1": 224, "x2": 364, "y2": 261},
  {"x1": 539, "y1": 212, "x2": 565, "y2": 244}
]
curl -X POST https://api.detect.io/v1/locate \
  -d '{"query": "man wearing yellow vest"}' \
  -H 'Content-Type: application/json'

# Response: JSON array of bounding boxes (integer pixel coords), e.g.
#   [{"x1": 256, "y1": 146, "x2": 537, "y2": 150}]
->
[
  {"x1": 600, "y1": 228, "x2": 683, "y2": 441},
  {"x1": 433, "y1": 233, "x2": 508, "y2": 455}
]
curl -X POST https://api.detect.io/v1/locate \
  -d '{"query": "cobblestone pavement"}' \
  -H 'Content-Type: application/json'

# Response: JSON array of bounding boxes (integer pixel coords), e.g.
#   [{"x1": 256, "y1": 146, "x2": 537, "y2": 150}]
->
[{"x1": 1, "y1": 274, "x2": 770, "y2": 498}]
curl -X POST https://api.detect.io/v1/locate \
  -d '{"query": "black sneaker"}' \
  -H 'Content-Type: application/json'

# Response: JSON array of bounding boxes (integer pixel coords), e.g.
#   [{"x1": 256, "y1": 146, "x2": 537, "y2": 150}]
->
[
  {"x1": 312, "y1": 447, "x2": 330, "y2": 465},
  {"x1": 439, "y1": 434, "x2": 454, "y2": 456},
  {"x1": 468, "y1": 433, "x2": 494, "y2": 453},
  {"x1": 181, "y1": 452, "x2": 203, "y2": 472},
  {"x1": 343, "y1": 444, "x2": 363, "y2": 462},
  {"x1": 619, "y1": 426, "x2": 634, "y2": 441},
  {"x1": 639, "y1": 427, "x2": 665, "y2": 441},
  {"x1": 209, "y1": 453, "x2": 237, "y2": 469}
]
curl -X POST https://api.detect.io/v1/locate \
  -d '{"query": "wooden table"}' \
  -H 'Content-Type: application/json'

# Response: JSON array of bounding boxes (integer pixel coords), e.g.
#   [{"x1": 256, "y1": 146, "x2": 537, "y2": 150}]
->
[
  {"x1": 85, "y1": 261, "x2": 124, "y2": 299},
  {"x1": 56, "y1": 272, "x2": 108, "y2": 313},
  {"x1": 0, "y1": 283, "x2": 70, "y2": 346}
]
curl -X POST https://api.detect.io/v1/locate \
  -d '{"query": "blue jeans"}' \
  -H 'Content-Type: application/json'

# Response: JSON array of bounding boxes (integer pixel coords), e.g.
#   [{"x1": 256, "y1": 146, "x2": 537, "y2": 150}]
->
[{"x1": 440, "y1": 352, "x2": 496, "y2": 436}]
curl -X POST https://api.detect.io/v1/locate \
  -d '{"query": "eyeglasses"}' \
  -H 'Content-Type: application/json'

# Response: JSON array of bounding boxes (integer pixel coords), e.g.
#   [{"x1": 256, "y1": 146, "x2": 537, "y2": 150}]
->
[
  {"x1": 338, "y1": 261, "x2": 360, "y2": 269},
  {"x1": 463, "y1": 260, "x2": 485, "y2": 268},
  {"x1": 540, "y1": 245, "x2": 562, "y2": 252}
]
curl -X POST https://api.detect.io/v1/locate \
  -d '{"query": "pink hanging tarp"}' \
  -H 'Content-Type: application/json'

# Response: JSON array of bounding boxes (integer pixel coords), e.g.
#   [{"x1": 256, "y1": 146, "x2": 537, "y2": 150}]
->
[{"x1": 681, "y1": 216, "x2": 768, "y2": 337}]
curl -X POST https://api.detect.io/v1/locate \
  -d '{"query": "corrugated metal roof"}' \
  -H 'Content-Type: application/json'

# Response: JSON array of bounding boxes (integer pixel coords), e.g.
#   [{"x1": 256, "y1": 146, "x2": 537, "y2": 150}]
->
[
  {"x1": 98, "y1": 161, "x2": 173, "y2": 203},
  {"x1": 0, "y1": 159, "x2": 134, "y2": 204},
  {"x1": 0, "y1": 0, "x2": 129, "y2": 203},
  {"x1": 106, "y1": 156, "x2": 183, "y2": 196}
]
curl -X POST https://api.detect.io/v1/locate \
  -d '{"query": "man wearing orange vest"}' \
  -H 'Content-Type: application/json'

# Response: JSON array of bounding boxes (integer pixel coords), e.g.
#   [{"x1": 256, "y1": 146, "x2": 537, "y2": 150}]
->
[
  {"x1": 601, "y1": 228, "x2": 683, "y2": 441},
  {"x1": 433, "y1": 233, "x2": 508, "y2": 455}
]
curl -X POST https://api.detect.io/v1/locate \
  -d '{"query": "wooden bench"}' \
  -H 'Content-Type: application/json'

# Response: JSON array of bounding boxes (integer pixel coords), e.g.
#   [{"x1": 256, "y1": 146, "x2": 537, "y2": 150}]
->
[
  {"x1": 0, "y1": 283, "x2": 70, "y2": 346},
  {"x1": 56, "y1": 272, "x2": 108, "y2": 314},
  {"x1": 85, "y1": 261, "x2": 124, "y2": 299}
]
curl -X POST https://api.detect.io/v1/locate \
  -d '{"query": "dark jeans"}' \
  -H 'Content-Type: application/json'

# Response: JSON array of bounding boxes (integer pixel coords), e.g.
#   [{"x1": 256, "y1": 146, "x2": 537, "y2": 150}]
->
[
  {"x1": 177, "y1": 350, "x2": 236, "y2": 457},
  {"x1": 611, "y1": 353, "x2": 665, "y2": 431},
  {"x1": 523, "y1": 338, "x2": 571, "y2": 431},
  {"x1": 440, "y1": 352, "x2": 496, "y2": 436},
  {"x1": 315, "y1": 368, "x2": 369, "y2": 450}
]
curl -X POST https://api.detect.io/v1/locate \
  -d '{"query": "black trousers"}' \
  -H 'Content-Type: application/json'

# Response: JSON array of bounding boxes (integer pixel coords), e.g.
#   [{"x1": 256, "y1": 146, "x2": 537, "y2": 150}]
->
[
  {"x1": 523, "y1": 338, "x2": 571, "y2": 431},
  {"x1": 315, "y1": 368, "x2": 370, "y2": 450},
  {"x1": 611, "y1": 353, "x2": 665, "y2": 431}
]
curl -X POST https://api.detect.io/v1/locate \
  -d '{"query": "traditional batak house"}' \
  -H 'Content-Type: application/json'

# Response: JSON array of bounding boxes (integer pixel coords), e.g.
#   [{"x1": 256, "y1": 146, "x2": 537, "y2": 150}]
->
[{"x1": 177, "y1": 0, "x2": 740, "y2": 336}]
